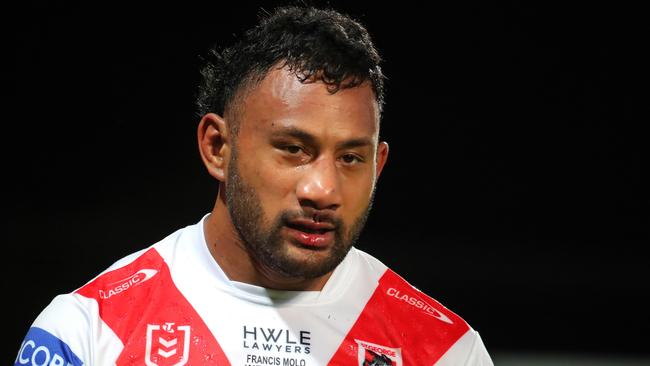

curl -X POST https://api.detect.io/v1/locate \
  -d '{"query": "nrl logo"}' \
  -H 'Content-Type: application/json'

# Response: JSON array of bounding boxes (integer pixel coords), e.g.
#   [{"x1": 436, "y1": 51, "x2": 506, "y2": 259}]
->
[{"x1": 145, "y1": 323, "x2": 191, "y2": 366}]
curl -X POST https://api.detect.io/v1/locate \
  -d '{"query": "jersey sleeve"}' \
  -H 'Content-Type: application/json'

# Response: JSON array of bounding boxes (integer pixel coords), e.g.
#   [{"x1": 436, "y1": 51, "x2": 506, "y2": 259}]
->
[
  {"x1": 434, "y1": 328, "x2": 494, "y2": 366},
  {"x1": 461, "y1": 330, "x2": 493, "y2": 366},
  {"x1": 14, "y1": 294, "x2": 93, "y2": 365}
]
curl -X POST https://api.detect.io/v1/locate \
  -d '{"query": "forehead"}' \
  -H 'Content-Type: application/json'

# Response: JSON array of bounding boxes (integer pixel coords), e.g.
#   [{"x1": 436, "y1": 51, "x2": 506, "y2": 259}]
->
[{"x1": 235, "y1": 67, "x2": 380, "y2": 138}]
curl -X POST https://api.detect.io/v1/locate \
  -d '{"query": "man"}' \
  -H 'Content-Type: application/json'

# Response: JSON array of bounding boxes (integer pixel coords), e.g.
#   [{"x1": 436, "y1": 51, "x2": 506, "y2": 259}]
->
[{"x1": 15, "y1": 6, "x2": 493, "y2": 365}]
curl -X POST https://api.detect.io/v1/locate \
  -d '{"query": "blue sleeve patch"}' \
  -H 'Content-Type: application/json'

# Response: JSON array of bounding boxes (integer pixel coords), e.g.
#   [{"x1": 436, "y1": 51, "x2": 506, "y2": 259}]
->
[{"x1": 15, "y1": 327, "x2": 83, "y2": 366}]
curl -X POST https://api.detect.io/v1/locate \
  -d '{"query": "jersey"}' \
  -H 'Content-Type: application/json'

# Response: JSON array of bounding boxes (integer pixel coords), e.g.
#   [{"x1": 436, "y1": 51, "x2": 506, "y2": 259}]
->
[{"x1": 15, "y1": 215, "x2": 493, "y2": 366}]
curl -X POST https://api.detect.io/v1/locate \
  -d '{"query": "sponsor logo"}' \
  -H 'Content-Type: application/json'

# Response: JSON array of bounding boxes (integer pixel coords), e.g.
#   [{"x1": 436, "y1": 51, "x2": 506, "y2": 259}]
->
[
  {"x1": 99, "y1": 269, "x2": 158, "y2": 299},
  {"x1": 242, "y1": 325, "x2": 311, "y2": 354},
  {"x1": 145, "y1": 323, "x2": 190, "y2": 366},
  {"x1": 355, "y1": 340, "x2": 402, "y2": 366},
  {"x1": 15, "y1": 327, "x2": 82, "y2": 366},
  {"x1": 386, "y1": 288, "x2": 453, "y2": 324}
]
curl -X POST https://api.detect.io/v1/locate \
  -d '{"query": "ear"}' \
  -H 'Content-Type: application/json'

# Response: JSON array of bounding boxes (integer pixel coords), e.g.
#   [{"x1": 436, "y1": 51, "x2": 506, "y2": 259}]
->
[
  {"x1": 375, "y1": 141, "x2": 389, "y2": 179},
  {"x1": 197, "y1": 113, "x2": 230, "y2": 182}
]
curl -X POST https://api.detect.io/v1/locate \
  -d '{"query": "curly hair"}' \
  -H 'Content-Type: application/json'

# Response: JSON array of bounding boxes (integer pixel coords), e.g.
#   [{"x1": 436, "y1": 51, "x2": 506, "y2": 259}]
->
[{"x1": 196, "y1": 6, "x2": 385, "y2": 133}]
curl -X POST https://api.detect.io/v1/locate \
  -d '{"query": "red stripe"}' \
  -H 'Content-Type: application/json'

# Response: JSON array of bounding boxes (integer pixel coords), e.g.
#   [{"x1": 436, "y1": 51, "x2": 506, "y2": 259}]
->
[
  {"x1": 76, "y1": 248, "x2": 230, "y2": 365},
  {"x1": 327, "y1": 270, "x2": 469, "y2": 365}
]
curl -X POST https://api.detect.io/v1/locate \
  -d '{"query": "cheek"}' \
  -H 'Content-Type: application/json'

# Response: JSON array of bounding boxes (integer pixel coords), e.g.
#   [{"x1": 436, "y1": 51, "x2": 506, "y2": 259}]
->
[
  {"x1": 341, "y1": 178, "x2": 375, "y2": 215},
  {"x1": 258, "y1": 165, "x2": 297, "y2": 196},
  {"x1": 240, "y1": 159, "x2": 297, "y2": 212}
]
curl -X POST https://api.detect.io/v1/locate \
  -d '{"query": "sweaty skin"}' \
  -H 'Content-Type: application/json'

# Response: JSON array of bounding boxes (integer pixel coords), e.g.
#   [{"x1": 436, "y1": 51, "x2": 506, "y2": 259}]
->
[{"x1": 198, "y1": 66, "x2": 389, "y2": 291}]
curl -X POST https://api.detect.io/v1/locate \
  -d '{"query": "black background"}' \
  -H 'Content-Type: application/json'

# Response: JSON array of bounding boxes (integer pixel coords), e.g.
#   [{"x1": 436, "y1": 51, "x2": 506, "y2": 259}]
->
[{"x1": 4, "y1": 0, "x2": 647, "y2": 362}]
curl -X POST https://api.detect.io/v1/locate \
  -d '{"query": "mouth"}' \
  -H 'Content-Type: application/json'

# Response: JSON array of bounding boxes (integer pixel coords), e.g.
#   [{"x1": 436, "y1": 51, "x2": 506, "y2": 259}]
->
[
  {"x1": 285, "y1": 223, "x2": 331, "y2": 234},
  {"x1": 286, "y1": 218, "x2": 335, "y2": 233},
  {"x1": 284, "y1": 219, "x2": 335, "y2": 248}
]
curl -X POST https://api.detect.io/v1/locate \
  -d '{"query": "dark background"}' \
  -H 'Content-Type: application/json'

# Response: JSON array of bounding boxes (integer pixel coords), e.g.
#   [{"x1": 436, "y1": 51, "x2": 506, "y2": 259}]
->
[{"x1": 4, "y1": 0, "x2": 647, "y2": 362}]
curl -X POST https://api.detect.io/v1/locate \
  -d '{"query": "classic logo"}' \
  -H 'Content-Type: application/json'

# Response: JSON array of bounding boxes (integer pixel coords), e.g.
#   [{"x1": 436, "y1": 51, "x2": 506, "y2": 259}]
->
[
  {"x1": 99, "y1": 269, "x2": 158, "y2": 299},
  {"x1": 145, "y1": 323, "x2": 191, "y2": 366},
  {"x1": 355, "y1": 340, "x2": 402, "y2": 366},
  {"x1": 386, "y1": 288, "x2": 453, "y2": 324}
]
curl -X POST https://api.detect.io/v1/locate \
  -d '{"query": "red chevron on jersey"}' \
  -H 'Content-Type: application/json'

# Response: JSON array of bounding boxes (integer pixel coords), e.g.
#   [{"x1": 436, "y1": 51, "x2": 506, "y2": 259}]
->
[
  {"x1": 75, "y1": 248, "x2": 230, "y2": 365},
  {"x1": 328, "y1": 270, "x2": 470, "y2": 365}
]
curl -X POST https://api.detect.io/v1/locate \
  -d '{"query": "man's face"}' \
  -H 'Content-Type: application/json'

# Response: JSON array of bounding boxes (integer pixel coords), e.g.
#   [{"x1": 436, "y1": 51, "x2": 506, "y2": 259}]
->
[{"x1": 224, "y1": 67, "x2": 388, "y2": 280}]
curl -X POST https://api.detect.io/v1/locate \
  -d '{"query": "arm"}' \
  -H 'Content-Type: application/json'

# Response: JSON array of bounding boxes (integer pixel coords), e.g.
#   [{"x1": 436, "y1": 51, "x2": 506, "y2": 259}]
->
[
  {"x1": 15, "y1": 294, "x2": 93, "y2": 365},
  {"x1": 434, "y1": 328, "x2": 494, "y2": 366}
]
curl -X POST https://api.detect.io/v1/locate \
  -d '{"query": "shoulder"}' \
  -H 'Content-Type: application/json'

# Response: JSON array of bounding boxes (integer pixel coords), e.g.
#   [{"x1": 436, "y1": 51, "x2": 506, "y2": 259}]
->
[
  {"x1": 16, "y1": 219, "x2": 205, "y2": 365},
  {"x1": 378, "y1": 269, "x2": 464, "y2": 327},
  {"x1": 73, "y1": 221, "x2": 198, "y2": 315},
  {"x1": 435, "y1": 329, "x2": 493, "y2": 366},
  {"x1": 75, "y1": 247, "x2": 166, "y2": 302},
  {"x1": 16, "y1": 294, "x2": 95, "y2": 365},
  {"x1": 349, "y1": 248, "x2": 466, "y2": 328},
  {"x1": 348, "y1": 263, "x2": 472, "y2": 348},
  {"x1": 16, "y1": 233, "x2": 176, "y2": 364},
  {"x1": 339, "y1": 248, "x2": 493, "y2": 365},
  {"x1": 73, "y1": 223, "x2": 185, "y2": 297},
  {"x1": 92, "y1": 223, "x2": 191, "y2": 276},
  {"x1": 74, "y1": 219, "x2": 197, "y2": 299}
]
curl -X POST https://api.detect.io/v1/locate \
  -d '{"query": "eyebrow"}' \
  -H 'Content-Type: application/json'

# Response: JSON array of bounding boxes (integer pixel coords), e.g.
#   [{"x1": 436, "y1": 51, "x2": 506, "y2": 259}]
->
[
  {"x1": 336, "y1": 137, "x2": 374, "y2": 150},
  {"x1": 269, "y1": 126, "x2": 374, "y2": 150},
  {"x1": 270, "y1": 127, "x2": 317, "y2": 146}
]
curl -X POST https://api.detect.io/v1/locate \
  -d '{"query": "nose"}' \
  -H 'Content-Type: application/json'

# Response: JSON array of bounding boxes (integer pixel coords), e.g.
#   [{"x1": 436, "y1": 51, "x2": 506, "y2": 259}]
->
[{"x1": 296, "y1": 157, "x2": 342, "y2": 211}]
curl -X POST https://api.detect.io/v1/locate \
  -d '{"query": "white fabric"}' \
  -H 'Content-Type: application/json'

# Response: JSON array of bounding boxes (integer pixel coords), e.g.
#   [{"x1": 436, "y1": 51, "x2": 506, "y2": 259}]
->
[{"x1": 17, "y1": 215, "x2": 493, "y2": 365}]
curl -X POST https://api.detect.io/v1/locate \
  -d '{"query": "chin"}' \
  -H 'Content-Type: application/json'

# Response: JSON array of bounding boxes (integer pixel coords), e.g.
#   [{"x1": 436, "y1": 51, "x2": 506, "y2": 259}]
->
[{"x1": 269, "y1": 242, "x2": 346, "y2": 279}]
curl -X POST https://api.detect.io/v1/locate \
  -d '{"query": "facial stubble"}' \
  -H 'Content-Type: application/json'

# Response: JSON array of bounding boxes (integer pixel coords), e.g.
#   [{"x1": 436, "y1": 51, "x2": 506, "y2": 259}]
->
[{"x1": 224, "y1": 146, "x2": 374, "y2": 280}]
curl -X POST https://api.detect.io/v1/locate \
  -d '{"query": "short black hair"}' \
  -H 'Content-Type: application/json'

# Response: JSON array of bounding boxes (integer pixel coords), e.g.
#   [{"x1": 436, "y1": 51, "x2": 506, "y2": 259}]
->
[{"x1": 196, "y1": 6, "x2": 385, "y2": 129}]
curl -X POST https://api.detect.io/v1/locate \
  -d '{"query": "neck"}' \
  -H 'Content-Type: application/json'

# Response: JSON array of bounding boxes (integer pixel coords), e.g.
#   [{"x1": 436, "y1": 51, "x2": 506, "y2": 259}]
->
[{"x1": 203, "y1": 190, "x2": 331, "y2": 291}]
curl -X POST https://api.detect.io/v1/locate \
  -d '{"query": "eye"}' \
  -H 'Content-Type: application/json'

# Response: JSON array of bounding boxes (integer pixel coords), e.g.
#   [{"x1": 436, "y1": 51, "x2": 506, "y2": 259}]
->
[
  {"x1": 284, "y1": 145, "x2": 303, "y2": 154},
  {"x1": 341, "y1": 153, "x2": 363, "y2": 165}
]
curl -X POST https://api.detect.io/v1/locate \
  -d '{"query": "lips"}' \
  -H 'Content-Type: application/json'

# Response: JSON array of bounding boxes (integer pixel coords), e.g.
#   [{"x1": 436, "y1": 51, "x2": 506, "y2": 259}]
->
[
  {"x1": 285, "y1": 218, "x2": 335, "y2": 248},
  {"x1": 286, "y1": 218, "x2": 334, "y2": 232}
]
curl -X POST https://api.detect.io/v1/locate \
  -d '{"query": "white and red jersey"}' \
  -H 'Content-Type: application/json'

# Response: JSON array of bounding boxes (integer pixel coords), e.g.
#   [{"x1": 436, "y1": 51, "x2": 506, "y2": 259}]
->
[{"x1": 15, "y1": 215, "x2": 493, "y2": 366}]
